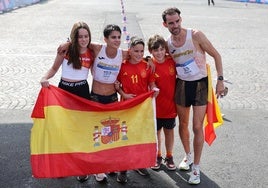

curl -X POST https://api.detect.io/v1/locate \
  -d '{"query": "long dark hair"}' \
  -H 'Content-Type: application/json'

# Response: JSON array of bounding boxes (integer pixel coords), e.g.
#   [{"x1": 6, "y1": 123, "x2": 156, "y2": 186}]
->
[{"x1": 68, "y1": 21, "x2": 91, "y2": 69}]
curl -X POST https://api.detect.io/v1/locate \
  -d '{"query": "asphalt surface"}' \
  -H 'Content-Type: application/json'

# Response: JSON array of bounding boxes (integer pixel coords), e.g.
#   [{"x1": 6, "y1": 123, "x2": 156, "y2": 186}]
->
[{"x1": 0, "y1": 0, "x2": 268, "y2": 187}]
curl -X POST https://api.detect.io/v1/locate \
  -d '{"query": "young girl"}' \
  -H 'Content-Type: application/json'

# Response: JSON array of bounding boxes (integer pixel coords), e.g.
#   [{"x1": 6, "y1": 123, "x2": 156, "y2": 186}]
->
[
  {"x1": 147, "y1": 34, "x2": 177, "y2": 171},
  {"x1": 40, "y1": 21, "x2": 93, "y2": 182},
  {"x1": 40, "y1": 21, "x2": 93, "y2": 100},
  {"x1": 86, "y1": 24, "x2": 129, "y2": 183},
  {"x1": 89, "y1": 24, "x2": 129, "y2": 104},
  {"x1": 115, "y1": 36, "x2": 159, "y2": 183}
]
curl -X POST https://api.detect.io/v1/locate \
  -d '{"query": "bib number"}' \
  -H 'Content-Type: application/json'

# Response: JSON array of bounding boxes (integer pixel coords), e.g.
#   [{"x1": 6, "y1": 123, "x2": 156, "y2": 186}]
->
[{"x1": 176, "y1": 58, "x2": 200, "y2": 78}]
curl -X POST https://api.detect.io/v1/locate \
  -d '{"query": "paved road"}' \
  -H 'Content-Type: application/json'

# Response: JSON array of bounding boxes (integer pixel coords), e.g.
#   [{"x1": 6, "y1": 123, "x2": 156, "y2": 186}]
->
[{"x1": 0, "y1": 0, "x2": 268, "y2": 187}]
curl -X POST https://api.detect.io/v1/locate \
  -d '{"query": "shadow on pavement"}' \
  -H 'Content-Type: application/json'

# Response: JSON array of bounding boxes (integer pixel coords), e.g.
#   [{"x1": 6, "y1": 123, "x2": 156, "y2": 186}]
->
[
  {"x1": 0, "y1": 123, "x2": 220, "y2": 188},
  {"x1": 152, "y1": 166, "x2": 220, "y2": 188}
]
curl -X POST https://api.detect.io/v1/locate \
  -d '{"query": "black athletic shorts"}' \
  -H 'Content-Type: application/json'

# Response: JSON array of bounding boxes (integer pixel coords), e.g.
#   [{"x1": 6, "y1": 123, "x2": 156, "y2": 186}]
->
[
  {"x1": 156, "y1": 118, "x2": 176, "y2": 131},
  {"x1": 175, "y1": 77, "x2": 208, "y2": 107},
  {"x1": 58, "y1": 79, "x2": 90, "y2": 100},
  {"x1": 90, "y1": 91, "x2": 118, "y2": 104}
]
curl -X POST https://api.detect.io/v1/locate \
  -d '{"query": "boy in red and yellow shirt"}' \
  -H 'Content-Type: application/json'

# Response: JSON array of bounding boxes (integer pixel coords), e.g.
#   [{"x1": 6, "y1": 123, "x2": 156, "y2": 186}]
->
[{"x1": 147, "y1": 34, "x2": 177, "y2": 171}]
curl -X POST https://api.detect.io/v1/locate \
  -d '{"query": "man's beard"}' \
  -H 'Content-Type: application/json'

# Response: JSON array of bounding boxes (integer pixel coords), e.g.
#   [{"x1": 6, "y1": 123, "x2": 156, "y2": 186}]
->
[{"x1": 170, "y1": 27, "x2": 181, "y2": 35}]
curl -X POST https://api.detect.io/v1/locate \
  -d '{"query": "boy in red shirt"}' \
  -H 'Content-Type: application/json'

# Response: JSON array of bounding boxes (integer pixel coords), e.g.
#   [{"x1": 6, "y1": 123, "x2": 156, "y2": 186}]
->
[
  {"x1": 147, "y1": 34, "x2": 177, "y2": 171},
  {"x1": 115, "y1": 36, "x2": 159, "y2": 183},
  {"x1": 116, "y1": 37, "x2": 158, "y2": 100}
]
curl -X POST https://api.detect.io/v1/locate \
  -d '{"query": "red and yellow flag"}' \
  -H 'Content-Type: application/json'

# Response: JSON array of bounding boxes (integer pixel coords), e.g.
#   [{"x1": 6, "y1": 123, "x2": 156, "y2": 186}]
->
[
  {"x1": 204, "y1": 64, "x2": 224, "y2": 146},
  {"x1": 30, "y1": 85, "x2": 157, "y2": 178}
]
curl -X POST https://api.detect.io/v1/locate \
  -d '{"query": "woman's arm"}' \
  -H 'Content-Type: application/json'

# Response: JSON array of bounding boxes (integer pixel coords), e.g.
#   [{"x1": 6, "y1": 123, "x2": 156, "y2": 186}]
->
[{"x1": 40, "y1": 54, "x2": 64, "y2": 87}]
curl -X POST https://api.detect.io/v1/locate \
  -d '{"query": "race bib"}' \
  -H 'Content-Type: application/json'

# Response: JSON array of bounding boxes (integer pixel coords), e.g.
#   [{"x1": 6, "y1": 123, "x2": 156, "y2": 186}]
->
[
  {"x1": 95, "y1": 69, "x2": 118, "y2": 83},
  {"x1": 176, "y1": 58, "x2": 200, "y2": 78},
  {"x1": 94, "y1": 63, "x2": 121, "y2": 83}
]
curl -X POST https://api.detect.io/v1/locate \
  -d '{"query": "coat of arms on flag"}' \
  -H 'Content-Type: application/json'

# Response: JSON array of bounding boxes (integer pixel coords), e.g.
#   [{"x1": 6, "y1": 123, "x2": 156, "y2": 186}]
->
[
  {"x1": 93, "y1": 118, "x2": 128, "y2": 147},
  {"x1": 30, "y1": 85, "x2": 157, "y2": 178}
]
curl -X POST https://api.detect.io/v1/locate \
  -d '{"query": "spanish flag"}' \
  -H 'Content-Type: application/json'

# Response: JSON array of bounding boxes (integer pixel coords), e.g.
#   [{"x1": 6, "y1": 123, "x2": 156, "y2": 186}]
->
[
  {"x1": 30, "y1": 85, "x2": 157, "y2": 178},
  {"x1": 204, "y1": 64, "x2": 224, "y2": 146}
]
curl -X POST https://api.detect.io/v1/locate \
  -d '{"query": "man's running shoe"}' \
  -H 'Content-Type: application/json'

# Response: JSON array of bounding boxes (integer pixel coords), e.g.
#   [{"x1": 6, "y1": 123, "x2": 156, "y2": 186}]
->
[
  {"x1": 135, "y1": 168, "x2": 149, "y2": 176},
  {"x1": 188, "y1": 165, "x2": 200, "y2": 184},
  {"x1": 76, "y1": 175, "x2": 89, "y2": 183},
  {"x1": 94, "y1": 173, "x2": 107, "y2": 182},
  {"x1": 116, "y1": 171, "x2": 127, "y2": 183},
  {"x1": 178, "y1": 155, "x2": 192, "y2": 170},
  {"x1": 164, "y1": 156, "x2": 176, "y2": 171},
  {"x1": 151, "y1": 156, "x2": 162, "y2": 170}
]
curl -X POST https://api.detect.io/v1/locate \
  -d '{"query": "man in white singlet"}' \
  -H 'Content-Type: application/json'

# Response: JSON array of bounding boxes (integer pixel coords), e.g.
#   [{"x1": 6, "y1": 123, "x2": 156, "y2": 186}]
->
[{"x1": 162, "y1": 7, "x2": 225, "y2": 185}]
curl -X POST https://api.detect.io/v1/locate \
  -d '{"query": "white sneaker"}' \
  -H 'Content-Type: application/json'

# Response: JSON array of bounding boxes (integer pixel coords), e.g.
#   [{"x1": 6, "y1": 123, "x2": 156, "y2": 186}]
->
[
  {"x1": 94, "y1": 173, "x2": 107, "y2": 182},
  {"x1": 178, "y1": 155, "x2": 193, "y2": 170},
  {"x1": 188, "y1": 165, "x2": 200, "y2": 184}
]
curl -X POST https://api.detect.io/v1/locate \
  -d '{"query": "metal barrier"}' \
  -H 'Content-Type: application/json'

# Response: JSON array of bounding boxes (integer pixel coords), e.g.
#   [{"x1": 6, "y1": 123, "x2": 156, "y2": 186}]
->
[
  {"x1": 231, "y1": 0, "x2": 268, "y2": 3},
  {"x1": 0, "y1": 0, "x2": 41, "y2": 13}
]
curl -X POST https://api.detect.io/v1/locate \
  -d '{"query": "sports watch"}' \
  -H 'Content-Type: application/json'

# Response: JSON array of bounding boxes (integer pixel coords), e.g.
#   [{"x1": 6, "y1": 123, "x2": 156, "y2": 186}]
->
[{"x1": 218, "y1": 76, "x2": 224, "y2": 81}]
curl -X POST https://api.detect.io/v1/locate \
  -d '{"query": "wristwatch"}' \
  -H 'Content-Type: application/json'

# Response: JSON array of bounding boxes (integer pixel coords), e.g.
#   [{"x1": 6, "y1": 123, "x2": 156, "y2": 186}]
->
[{"x1": 218, "y1": 76, "x2": 224, "y2": 81}]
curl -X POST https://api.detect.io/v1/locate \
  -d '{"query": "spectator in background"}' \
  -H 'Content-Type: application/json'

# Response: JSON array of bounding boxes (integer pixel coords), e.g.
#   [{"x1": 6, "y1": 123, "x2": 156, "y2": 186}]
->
[{"x1": 208, "y1": 0, "x2": 215, "y2": 6}]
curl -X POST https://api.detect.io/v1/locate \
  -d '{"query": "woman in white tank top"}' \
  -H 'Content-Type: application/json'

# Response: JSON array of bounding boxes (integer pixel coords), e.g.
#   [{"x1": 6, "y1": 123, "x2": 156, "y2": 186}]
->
[
  {"x1": 89, "y1": 24, "x2": 129, "y2": 104},
  {"x1": 40, "y1": 21, "x2": 93, "y2": 100}
]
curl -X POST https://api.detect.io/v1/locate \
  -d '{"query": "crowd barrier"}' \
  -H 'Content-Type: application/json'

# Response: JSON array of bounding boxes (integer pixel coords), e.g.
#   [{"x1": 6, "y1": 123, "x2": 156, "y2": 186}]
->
[
  {"x1": 0, "y1": 0, "x2": 41, "y2": 13},
  {"x1": 232, "y1": 0, "x2": 268, "y2": 3}
]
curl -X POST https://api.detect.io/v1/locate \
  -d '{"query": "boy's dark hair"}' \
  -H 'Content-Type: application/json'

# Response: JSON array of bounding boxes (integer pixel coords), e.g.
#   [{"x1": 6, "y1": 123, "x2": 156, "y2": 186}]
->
[
  {"x1": 147, "y1": 34, "x2": 166, "y2": 52},
  {"x1": 103, "y1": 24, "x2": 121, "y2": 38}
]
